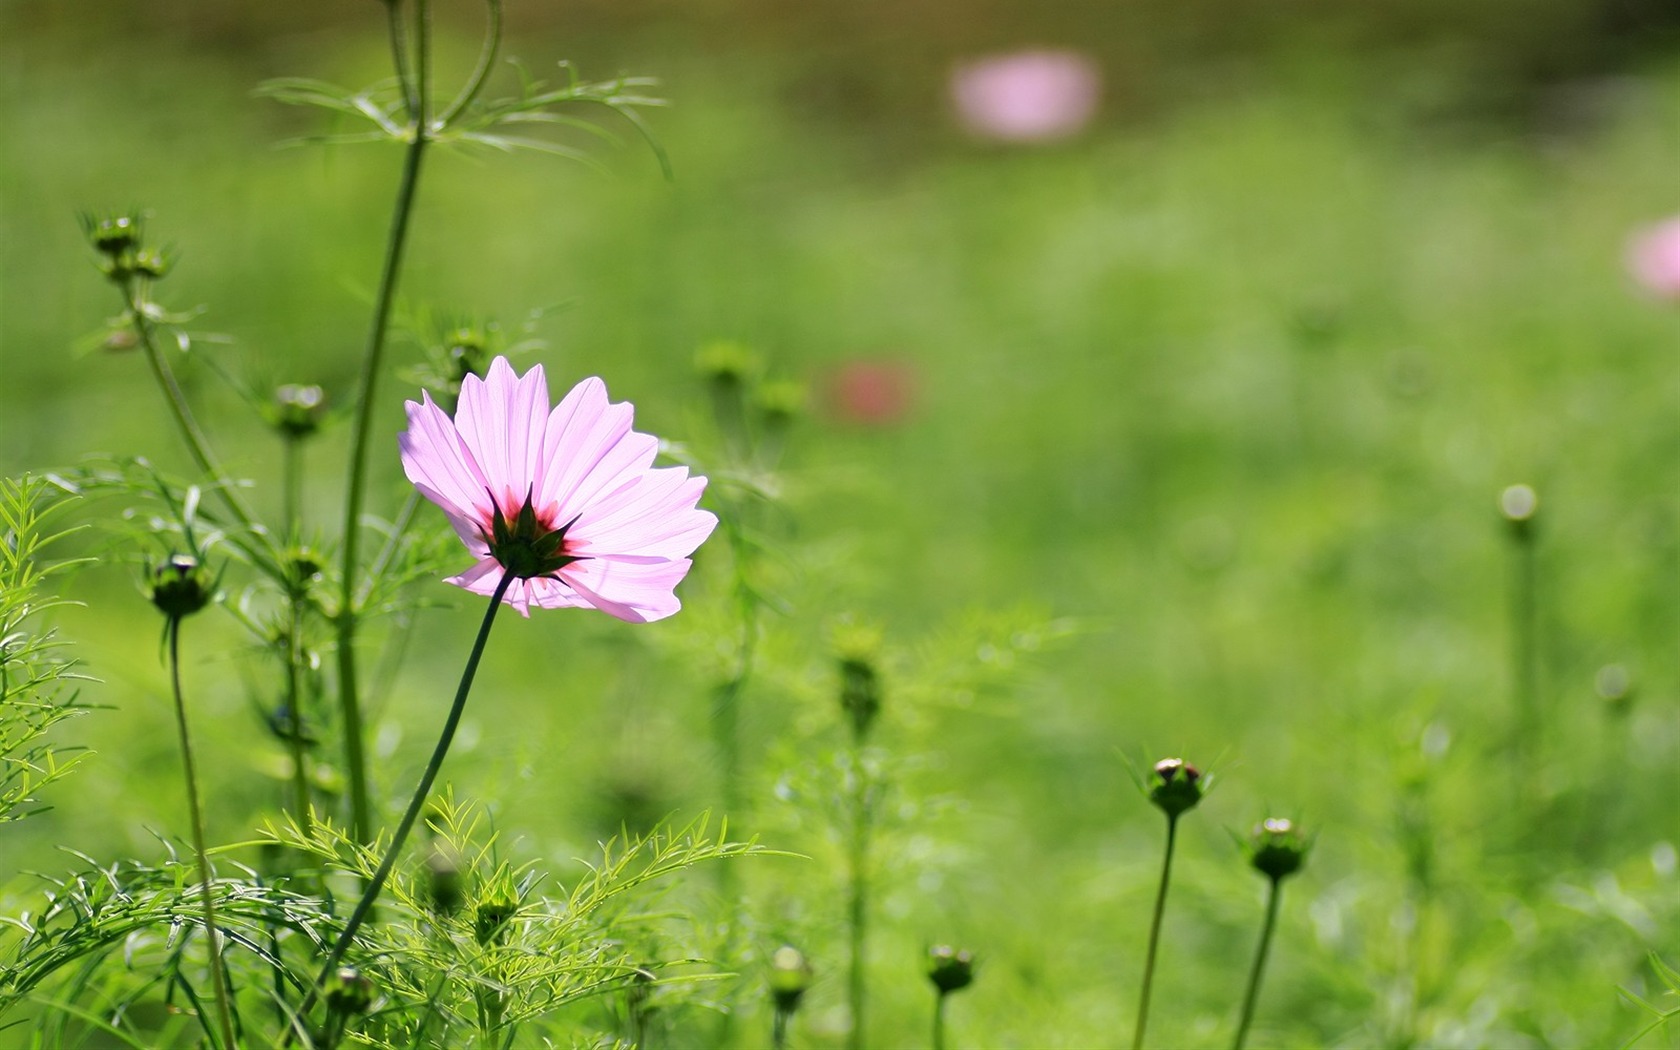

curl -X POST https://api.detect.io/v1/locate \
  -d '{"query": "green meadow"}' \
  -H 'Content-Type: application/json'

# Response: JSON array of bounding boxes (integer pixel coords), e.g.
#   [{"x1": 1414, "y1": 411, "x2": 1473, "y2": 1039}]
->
[{"x1": 5, "y1": 6, "x2": 1680, "y2": 1046}]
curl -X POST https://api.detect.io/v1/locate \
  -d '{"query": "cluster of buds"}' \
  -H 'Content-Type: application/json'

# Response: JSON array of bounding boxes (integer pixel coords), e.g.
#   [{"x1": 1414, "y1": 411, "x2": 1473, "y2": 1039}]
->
[{"x1": 83, "y1": 212, "x2": 170, "y2": 284}]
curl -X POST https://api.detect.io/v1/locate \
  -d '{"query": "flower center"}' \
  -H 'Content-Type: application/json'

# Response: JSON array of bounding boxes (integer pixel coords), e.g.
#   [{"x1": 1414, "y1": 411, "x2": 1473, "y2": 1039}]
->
[{"x1": 483, "y1": 489, "x2": 585, "y2": 580}]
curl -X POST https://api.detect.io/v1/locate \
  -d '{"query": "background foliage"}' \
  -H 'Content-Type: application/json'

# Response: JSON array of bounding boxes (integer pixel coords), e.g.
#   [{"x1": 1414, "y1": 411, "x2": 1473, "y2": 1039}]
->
[{"x1": 6, "y1": 1, "x2": 1680, "y2": 1045}]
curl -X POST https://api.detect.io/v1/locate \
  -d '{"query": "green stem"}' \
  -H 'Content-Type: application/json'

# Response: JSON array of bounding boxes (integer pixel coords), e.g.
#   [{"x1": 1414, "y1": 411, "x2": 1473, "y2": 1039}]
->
[
  {"x1": 846, "y1": 751, "x2": 870, "y2": 1050},
  {"x1": 1510, "y1": 528, "x2": 1539, "y2": 773},
  {"x1": 1233, "y1": 877, "x2": 1283, "y2": 1050},
  {"x1": 438, "y1": 0, "x2": 503, "y2": 127},
  {"x1": 1133, "y1": 813, "x2": 1179, "y2": 1050},
  {"x1": 166, "y1": 617, "x2": 239, "y2": 1050},
  {"x1": 302, "y1": 569, "x2": 513, "y2": 1035},
  {"x1": 933, "y1": 991, "x2": 948, "y2": 1050},
  {"x1": 771, "y1": 1007, "x2": 789, "y2": 1050},
  {"x1": 282, "y1": 436, "x2": 312, "y2": 831},
  {"x1": 334, "y1": 35, "x2": 432, "y2": 844},
  {"x1": 123, "y1": 279, "x2": 261, "y2": 540}
]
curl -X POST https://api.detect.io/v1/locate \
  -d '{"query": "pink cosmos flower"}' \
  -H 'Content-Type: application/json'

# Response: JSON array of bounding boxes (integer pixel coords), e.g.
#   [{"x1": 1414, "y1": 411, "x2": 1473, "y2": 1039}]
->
[
  {"x1": 949, "y1": 50, "x2": 1101, "y2": 144},
  {"x1": 399, "y1": 356, "x2": 717, "y2": 621},
  {"x1": 1628, "y1": 217, "x2": 1680, "y2": 299}
]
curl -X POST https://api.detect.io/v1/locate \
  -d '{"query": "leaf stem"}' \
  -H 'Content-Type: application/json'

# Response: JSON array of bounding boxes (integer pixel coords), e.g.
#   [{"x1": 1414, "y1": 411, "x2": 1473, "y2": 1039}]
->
[
  {"x1": 1233, "y1": 876, "x2": 1283, "y2": 1050},
  {"x1": 166, "y1": 616, "x2": 239, "y2": 1050},
  {"x1": 1133, "y1": 813, "x2": 1179, "y2": 1050}
]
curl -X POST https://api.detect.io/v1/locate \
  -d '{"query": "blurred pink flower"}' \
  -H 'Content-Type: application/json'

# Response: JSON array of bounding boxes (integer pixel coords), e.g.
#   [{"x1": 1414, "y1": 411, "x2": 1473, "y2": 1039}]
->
[
  {"x1": 826, "y1": 360, "x2": 917, "y2": 426},
  {"x1": 1629, "y1": 217, "x2": 1680, "y2": 298},
  {"x1": 950, "y1": 50, "x2": 1100, "y2": 143},
  {"x1": 400, "y1": 357, "x2": 716, "y2": 621}
]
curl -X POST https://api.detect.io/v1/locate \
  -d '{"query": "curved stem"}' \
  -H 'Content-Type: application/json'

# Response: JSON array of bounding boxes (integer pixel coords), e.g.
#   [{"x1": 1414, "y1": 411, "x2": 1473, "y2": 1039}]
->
[
  {"x1": 303, "y1": 569, "x2": 513, "y2": 1031},
  {"x1": 1233, "y1": 877, "x2": 1283, "y2": 1050},
  {"x1": 166, "y1": 617, "x2": 239, "y2": 1050},
  {"x1": 1133, "y1": 813, "x2": 1179, "y2": 1050},
  {"x1": 438, "y1": 0, "x2": 503, "y2": 128},
  {"x1": 384, "y1": 0, "x2": 418, "y2": 121},
  {"x1": 122, "y1": 280, "x2": 262, "y2": 543},
  {"x1": 334, "y1": 68, "x2": 431, "y2": 844}
]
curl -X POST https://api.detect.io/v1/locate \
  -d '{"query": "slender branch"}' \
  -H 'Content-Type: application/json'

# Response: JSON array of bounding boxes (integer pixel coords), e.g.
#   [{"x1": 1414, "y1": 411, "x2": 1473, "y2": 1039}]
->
[
  {"x1": 166, "y1": 617, "x2": 239, "y2": 1050},
  {"x1": 121, "y1": 278, "x2": 263, "y2": 546},
  {"x1": 385, "y1": 0, "x2": 418, "y2": 121},
  {"x1": 1134, "y1": 813, "x2": 1179, "y2": 1050},
  {"x1": 283, "y1": 435, "x2": 312, "y2": 830},
  {"x1": 438, "y1": 0, "x2": 504, "y2": 128},
  {"x1": 1233, "y1": 877, "x2": 1283, "y2": 1050},
  {"x1": 297, "y1": 569, "x2": 514, "y2": 1039},
  {"x1": 846, "y1": 752, "x2": 870, "y2": 1050},
  {"x1": 334, "y1": 55, "x2": 432, "y2": 844},
  {"x1": 932, "y1": 992, "x2": 948, "y2": 1050}
]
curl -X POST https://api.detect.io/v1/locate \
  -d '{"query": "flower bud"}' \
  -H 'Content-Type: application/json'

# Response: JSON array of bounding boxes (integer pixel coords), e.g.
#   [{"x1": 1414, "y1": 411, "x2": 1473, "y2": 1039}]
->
[
  {"x1": 926, "y1": 945, "x2": 975, "y2": 995},
  {"x1": 148, "y1": 555, "x2": 214, "y2": 619},
  {"x1": 1500, "y1": 484, "x2": 1538, "y2": 540},
  {"x1": 1147, "y1": 757, "x2": 1203, "y2": 819},
  {"x1": 324, "y1": 965, "x2": 375, "y2": 1016},
  {"x1": 85, "y1": 213, "x2": 140, "y2": 256},
  {"x1": 839, "y1": 656, "x2": 881, "y2": 741},
  {"x1": 131, "y1": 248, "x2": 170, "y2": 280},
  {"x1": 769, "y1": 945, "x2": 813, "y2": 1013},
  {"x1": 445, "y1": 327, "x2": 492, "y2": 384},
  {"x1": 1248, "y1": 817, "x2": 1308, "y2": 881},
  {"x1": 273, "y1": 384, "x2": 327, "y2": 439},
  {"x1": 694, "y1": 340, "x2": 761, "y2": 387},
  {"x1": 474, "y1": 894, "x2": 517, "y2": 946},
  {"x1": 425, "y1": 845, "x2": 464, "y2": 917},
  {"x1": 1596, "y1": 663, "x2": 1634, "y2": 716},
  {"x1": 755, "y1": 378, "x2": 807, "y2": 428}
]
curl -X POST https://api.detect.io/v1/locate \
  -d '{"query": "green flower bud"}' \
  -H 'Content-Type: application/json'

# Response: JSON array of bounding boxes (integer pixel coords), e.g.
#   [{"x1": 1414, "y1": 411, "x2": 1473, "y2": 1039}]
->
[
  {"x1": 1596, "y1": 663, "x2": 1633, "y2": 717},
  {"x1": 85, "y1": 213, "x2": 140, "y2": 256},
  {"x1": 1500, "y1": 484, "x2": 1538, "y2": 540},
  {"x1": 324, "y1": 965, "x2": 375, "y2": 1016},
  {"x1": 755, "y1": 378, "x2": 807, "y2": 428},
  {"x1": 131, "y1": 248, "x2": 170, "y2": 280},
  {"x1": 694, "y1": 339, "x2": 761, "y2": 387},
  {"x1": 769, "y1": 945, "x2": 813, "y2": 1013},
  {"x1": 426, "y1": 845, "x2": 464, "y2": 918},
  {"x1": 273, "y1": 384, "x2": 327, "y2": 439},
  {"x1": 445, "y1": 327, "x2": 491, "y2": 384},
  {"x1": 474, "y1": 894, "x2": 517, "y2": 946},
  {"x1": 839, "y1": 656, "x2": 881, "y2": 741},
  {"x1": 148, "y1": 555, "x2": 214, "y2": 620},
  {"x1": 1147, "y1": 757, "x2": 1203, "y2": 819},
  {"x1": 926, "y1": 945, "x2": 976, "y2": 995},
  {"x1": 1248, "y1": 818, "x2": 1308, "y2": 881}
]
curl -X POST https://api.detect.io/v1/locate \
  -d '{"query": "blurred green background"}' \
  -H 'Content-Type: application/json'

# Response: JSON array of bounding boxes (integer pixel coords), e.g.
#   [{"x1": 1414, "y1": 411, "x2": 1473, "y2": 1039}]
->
[{"x1": 8, "y1": 0, "x2": 1680, "y2": 1045}]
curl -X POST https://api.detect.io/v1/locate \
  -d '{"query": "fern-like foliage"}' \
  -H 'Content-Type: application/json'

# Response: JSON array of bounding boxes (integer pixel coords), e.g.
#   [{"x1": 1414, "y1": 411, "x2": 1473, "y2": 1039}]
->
[
  {"x1": 0, "y1": 474, "x2": 91, "y2": 826},
  {"x1": 265, "y1": 793, "x2": 767, "y2": 1047}
]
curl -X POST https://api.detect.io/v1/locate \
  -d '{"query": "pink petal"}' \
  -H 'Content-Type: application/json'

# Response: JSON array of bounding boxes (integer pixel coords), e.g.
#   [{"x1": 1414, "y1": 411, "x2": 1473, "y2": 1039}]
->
[
  {"x1": 455, "y1": 357, "x2": 550, "y2": 503},
  {"x1": 570, "y1": 468, "x2": 716, "y2": 560},
  {"x1": 560, "y1": 556, "x2": 693, "y2": 623},
  {"x1": 537, "y1": 378, "x2": 637, "y2": 517},
  {"x1": 400, "y1": 393, "x2": 494, "y2": 521}
]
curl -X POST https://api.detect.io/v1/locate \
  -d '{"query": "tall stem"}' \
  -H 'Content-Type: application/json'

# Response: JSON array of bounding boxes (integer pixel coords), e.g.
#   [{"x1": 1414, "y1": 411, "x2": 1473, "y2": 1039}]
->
[
  {"x1": 334, "y1": 18, "x2": 432, "y2": 842},
  {"x1": 1133, "y1": 813, "x2": 1179, "y2": 1050},
  {"x1": 282, "y1": 436, "x2": 312, "y2": 830},
  {"x1": 1509, "y1": 526, "x2": 1539, "y2": 773},
  {"x1": 166, "y1": 617, "x2": 239, "y2": 1050},
  {"x1": 932, "y1": 991, "x2": 948, "y2": 1050},
  {"x1": 1233, "y1": 877, "x2": 1283, "y2": 1050},
  {"x1": 302, "y1": 569, "x2": 512, "y2": 1032},
  {"x1": 846, "y1": 751, "x2": 870, "y2": 1050}
]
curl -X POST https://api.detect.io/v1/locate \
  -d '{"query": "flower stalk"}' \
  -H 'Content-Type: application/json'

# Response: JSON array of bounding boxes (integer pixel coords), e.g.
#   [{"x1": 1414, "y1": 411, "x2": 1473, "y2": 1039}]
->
[
  {"x1": 1134, "y1": 758, "x2": 1203, "y2": 1050},
  {"x1": 1232, "y1": 818, "x2": 1309, "y2": 1050},
  {"x1": 155, "y1": 569, "x2": 238, "y2": 1050}
]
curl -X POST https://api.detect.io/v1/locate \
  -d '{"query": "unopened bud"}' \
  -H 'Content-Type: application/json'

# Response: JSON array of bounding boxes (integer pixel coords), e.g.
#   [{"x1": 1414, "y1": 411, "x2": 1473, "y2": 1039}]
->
[
  {"x1": 694, "y1": 340, "x2": 761, "y2": 387},
  {"x1": 474, "y1": 894, "x2": 517, "y2": 946},
  {"x1": 1500, "y1": 484, "x2": 1538, "y2": 540},
  {"x1": 755, "y1": 378, "x2": 807, "y2": 429},
  {"x1": 426, "y1": 846, "x2": 463, "y2": 917},
  {"x1": 131, "y1": 248, "x2": 170, "y2": 280},
  {"x1": 445, "y1": 327, "x2": 491, "y2": 383},
  {"x1": 273, "y1": 384, "x2": 327, "y2": 439},
  {"x1": 1596, "y1": 663, "x2": 1634, "y2": 716},
  {"x1": 85, "y1": 213, "x2": 140, "y2": 256},
  {"x1": 926, "y1": 945, "x2": 975, "y2": 995},
  {"x1": 1147, "y1": 757, "x2": 1203, "y2": 819},
  {"x1": 769, "y1": 945, "x2": 813, "y2": 1013},
  {"x1": 148, "y1": 555, "x2": 214, "y2": 619},
  {"x1": 839, "y1": 656, "x2": 881, "y2": 740},
  {"x1": 324, "y1": 966, "x2": 375, "y2": 1016},
  {"x1": 1248, "y1": 817, "x2": 1308, "y2": 881}
]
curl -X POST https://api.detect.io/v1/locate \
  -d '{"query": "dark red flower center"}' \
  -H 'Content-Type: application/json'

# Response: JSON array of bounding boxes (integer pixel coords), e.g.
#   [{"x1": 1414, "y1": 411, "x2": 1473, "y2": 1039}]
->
[{"x1": 483, "y1": 489, "x2": 585, "y2": 580}]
